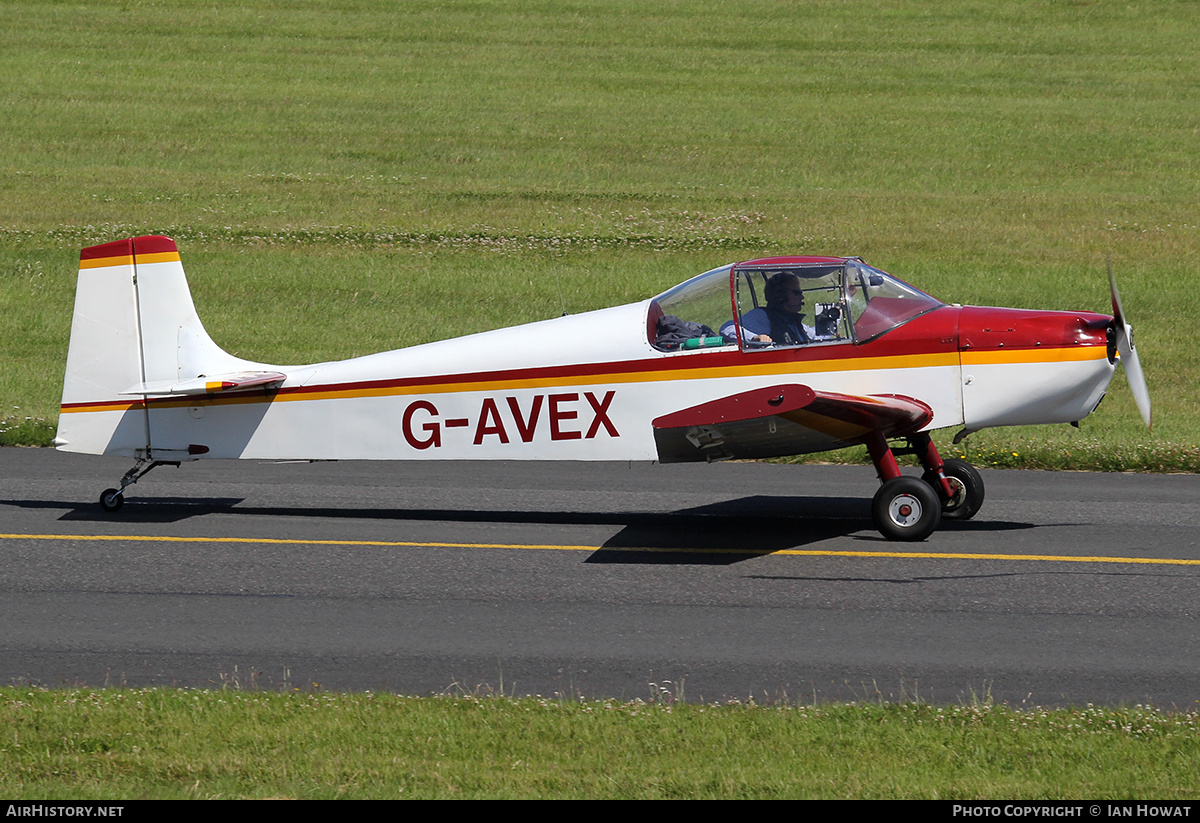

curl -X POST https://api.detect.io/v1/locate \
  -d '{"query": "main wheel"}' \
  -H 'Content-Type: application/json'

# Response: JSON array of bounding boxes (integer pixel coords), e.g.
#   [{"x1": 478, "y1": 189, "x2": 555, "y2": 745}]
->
[
  {"x1": 872, "y1": 476, "x2": 941, "y2": 541},
  {"x1": 922, "y1": 458, "x2": 984, "y2": 521},
  {"x1": 99, "y1": 488, "x2": 124, "y2": 513}
]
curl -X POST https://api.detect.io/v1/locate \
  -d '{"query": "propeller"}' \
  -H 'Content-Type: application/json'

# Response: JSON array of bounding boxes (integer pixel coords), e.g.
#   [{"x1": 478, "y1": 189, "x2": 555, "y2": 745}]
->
[{"x1": 1108, "y1": 263, "x2": 1152, "y2": 429}]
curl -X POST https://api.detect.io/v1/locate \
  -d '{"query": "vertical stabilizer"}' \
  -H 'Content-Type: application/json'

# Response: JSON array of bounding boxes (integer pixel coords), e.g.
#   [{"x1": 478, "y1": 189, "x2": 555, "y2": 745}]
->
[{"x1": 55, "y1": 235, "x2": 253, "y2": 456}]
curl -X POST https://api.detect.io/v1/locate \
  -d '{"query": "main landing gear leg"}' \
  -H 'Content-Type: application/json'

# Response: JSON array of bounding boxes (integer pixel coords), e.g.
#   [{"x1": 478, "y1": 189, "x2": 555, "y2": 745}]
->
[
  {"x1": 906, "y1": 433, "x2": 985, "y2": 522},
  {"x1": 864, "y1": 432, "x2": 986, "y2": 541},
  {"x1": 99, "y1": 459, "x2": 180, "y2": 513}
]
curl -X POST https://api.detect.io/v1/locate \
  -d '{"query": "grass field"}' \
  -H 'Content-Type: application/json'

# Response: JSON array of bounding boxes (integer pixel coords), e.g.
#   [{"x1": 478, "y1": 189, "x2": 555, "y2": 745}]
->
[
  {"x1": 2, "y1": 0, "x2": 1198, "y2": 467},
  {"x1": 5, "y1": 687, "x2": 1200, "y2": 799}
]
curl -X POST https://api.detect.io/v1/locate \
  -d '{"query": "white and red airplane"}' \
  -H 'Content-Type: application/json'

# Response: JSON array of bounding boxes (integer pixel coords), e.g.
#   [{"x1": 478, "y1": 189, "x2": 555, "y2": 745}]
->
[{"x1": 56, "y1": 235, "x2": 1150, "y2": 540}]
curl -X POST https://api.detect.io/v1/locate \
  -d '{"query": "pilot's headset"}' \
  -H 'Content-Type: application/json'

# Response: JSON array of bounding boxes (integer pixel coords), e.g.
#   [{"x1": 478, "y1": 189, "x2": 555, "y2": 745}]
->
[{"x1": 764, "y1": 272, "x2": 800, "y2": 307}]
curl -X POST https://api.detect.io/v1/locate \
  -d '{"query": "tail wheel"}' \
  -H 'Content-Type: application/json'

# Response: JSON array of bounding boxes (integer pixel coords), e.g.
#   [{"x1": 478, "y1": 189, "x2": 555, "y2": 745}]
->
[
  {"x1": 99, "y1": 488, "x2": 124, "y2": 513},
  {"x1": 922, "y1": 458, "x2": 984, "y2": 521},
  {"x1": 872, "y1": 476, "x2": 941, "y2": 541}
]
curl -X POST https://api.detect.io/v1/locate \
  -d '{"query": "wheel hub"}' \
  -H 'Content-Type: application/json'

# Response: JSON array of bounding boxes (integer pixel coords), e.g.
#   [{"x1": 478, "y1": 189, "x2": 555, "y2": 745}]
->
[
  {"x1": 888, "y1": 494, "x2": 922, "y2": 527},
  {"x1": 944, "y1": 476, "x2": 966, "y2": 509}
]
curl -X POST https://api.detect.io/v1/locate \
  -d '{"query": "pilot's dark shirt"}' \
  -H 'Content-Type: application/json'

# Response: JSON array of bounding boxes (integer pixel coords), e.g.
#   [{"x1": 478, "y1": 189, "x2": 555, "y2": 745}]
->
[{"x1": 739, "y1": 306, "x2": 812, "y2": 345}]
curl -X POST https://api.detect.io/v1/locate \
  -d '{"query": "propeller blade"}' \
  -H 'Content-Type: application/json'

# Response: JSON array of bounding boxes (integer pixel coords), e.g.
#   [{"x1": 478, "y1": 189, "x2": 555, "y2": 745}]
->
[{"x1": 1108, "y1": 264, "x2": 1152, "y2": 428}]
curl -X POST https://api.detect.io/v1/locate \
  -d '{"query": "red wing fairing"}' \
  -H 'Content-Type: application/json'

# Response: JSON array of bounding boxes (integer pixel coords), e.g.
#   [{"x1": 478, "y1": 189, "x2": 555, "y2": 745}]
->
[{"x1": 652, "y1": 384, "x2": 934, "y2": 463}]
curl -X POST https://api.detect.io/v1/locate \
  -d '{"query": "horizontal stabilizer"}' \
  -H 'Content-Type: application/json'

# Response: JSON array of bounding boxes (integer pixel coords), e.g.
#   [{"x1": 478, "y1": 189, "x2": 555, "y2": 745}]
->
[{"x1": 121, "y1": 370, "x2": 287, "y2": 397}]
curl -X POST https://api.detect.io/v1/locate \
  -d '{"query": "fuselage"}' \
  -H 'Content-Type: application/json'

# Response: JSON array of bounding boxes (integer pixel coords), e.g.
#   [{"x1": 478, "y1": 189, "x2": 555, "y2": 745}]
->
[
  {"x1": 55, "y1": 243, "x2": 1117, "y2": 463},
  {"x1": 60, "y1": 297, "x2": 1115, "y2": 463}
]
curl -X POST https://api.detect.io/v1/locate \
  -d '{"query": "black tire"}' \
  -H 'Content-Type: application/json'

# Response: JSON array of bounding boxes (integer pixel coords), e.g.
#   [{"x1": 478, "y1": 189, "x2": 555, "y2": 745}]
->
[
  {"x1": 872, "y1": 476, "x2": 941, "y2": 541},
  {"x1": 99, "y1": 488, "x2": 124, "y2": 513},
  {"x1": 922, "y1": 458, "x2": 984, "y2": 521}
]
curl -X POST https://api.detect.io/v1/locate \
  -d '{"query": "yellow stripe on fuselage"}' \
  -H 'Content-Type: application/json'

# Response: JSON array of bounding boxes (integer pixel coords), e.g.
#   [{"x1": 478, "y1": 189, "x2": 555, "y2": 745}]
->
[
  {"x1": 961, "y1": 346, "x2": 1106, "y2": 366},
  {"x1": 61, "y1": 401, "x2": 144, "y2": 414}
]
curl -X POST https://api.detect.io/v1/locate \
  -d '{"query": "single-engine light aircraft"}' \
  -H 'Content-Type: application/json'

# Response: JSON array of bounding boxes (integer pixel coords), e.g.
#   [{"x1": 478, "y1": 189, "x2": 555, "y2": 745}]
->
[{"x1": 56, "y1": 236, "x2": 1151, "y2": 541}]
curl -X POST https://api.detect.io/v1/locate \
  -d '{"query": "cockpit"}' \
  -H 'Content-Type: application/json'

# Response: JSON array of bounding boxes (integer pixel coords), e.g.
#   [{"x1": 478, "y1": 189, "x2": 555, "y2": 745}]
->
[{"x1": 647, "y1": 257, "x2": 944, "y2": 352}]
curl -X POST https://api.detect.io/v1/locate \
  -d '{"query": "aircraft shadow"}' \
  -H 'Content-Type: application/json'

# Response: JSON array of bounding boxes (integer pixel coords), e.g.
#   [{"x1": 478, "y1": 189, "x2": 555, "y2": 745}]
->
[
  {"x1": 45, "y1": 494, "x2": 866, "y2": 536},
  {"x1": 590, "y1": 500, "x2": 1034, "y2": 564},
  {"x1": 589, "y1": 496, "x2": 868, "y2": 565},
  {"x1": 18, "y1": 492, "x2": 1038, "y2": 565},
  {"x1": 50, "y1": 498, "x2": 249, "y2": 524}
]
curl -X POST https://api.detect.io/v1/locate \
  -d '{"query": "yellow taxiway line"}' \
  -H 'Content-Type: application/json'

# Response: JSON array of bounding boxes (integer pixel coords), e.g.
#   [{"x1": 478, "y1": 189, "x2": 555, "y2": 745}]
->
[{"x1": 2, "y1": 533, "x2": 1199, "y2": 567}]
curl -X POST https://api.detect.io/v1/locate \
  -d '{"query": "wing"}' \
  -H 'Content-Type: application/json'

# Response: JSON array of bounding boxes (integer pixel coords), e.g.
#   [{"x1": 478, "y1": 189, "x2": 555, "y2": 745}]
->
[{"x1": 652, "y1": 384, "x2": 933, "y2": 463}]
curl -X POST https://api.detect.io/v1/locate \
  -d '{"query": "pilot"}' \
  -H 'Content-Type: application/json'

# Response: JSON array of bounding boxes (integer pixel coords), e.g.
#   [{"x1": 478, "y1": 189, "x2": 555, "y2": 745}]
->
[{"x1": 722, "y1": 272, "x2": 815, "y2": 346}]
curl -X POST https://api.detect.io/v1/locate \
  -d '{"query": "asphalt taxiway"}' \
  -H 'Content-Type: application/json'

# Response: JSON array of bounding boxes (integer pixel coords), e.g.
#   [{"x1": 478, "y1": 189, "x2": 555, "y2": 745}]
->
[{"x1": 2, "y1": 447, "x2": 1198, "y2": 706}]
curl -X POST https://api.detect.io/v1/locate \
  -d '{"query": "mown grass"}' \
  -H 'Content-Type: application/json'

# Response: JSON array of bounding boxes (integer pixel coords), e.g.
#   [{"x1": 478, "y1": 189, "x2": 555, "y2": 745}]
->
[
  {"x1": 4, "y1": 686, "x2": 1200, "y2": 799},
  {"x1": 2, "y1": 0, "x2": 1197, "y2": 468}
]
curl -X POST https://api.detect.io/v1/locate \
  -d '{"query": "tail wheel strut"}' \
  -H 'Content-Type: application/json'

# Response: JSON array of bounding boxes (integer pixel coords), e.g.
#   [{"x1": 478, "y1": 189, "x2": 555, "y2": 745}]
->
[{"x1": 97, "y1": 458, "x2": 180, "y2": 513}]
